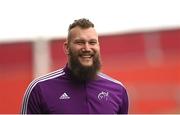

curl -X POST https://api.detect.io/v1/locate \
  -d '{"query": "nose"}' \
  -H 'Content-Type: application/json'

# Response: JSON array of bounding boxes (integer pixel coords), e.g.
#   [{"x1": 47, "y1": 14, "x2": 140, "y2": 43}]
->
[{"x1": 82, "y1": 42, "x2": 91, "y2": 52}]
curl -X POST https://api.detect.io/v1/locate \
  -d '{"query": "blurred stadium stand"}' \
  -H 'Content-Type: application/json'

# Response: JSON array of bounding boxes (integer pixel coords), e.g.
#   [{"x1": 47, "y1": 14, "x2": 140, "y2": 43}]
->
[{"x1": 0, "y1": 28, "x2": 179, "y2": 113}]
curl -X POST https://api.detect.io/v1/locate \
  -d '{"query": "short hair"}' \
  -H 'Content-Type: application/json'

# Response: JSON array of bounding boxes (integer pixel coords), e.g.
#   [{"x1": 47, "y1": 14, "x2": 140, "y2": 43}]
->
[
  {"x1": 68, "y1": 18, "x2": 94, "y2": 31},
  {"x1": 67, "y1": 18, "x2": 94, "y2": 41}
]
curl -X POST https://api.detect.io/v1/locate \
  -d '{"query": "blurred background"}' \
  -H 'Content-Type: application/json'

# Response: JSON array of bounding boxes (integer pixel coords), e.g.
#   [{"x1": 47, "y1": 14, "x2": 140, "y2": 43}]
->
[{"x1": 0, "y1": 0, "x2": 179, "y2": 113}]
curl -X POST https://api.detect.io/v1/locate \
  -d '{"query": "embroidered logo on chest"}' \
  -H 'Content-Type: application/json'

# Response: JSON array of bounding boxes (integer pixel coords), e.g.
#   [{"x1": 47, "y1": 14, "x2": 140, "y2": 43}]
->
[{"x1": 98, "y1": 91, "x2": 109, "y2": 101}]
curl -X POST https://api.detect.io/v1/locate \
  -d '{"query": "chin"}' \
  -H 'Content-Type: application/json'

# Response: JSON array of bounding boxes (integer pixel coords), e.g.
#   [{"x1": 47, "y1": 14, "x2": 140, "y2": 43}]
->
[
  {"x1": 81, "y1": 63, "x2": 93, "y2": 67},
  {"x1": 80, "y1": 60, "x2": 94, "y2": 66},
  {"x1": 79, "y1": 60, "x2": 93, "y2": 67}
]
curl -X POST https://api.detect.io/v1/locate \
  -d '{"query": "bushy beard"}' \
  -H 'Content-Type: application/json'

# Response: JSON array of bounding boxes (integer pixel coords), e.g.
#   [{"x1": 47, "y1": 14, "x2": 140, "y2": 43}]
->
[{"x1": 68, "y1": 48, "x2": 101, "y2": 83}]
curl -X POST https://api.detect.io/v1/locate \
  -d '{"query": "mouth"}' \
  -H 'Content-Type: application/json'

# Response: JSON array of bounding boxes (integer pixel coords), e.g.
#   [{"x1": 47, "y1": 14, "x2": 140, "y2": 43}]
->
[
  {"x1": 79, "y1": 53, "x2": 94, "y2": 59},
  {"x1": 78, "y1": 53, "x2": 94, "y2": 65},
  {"x1": 81, "y1": 55, "x2": 92, "y2": 58}
]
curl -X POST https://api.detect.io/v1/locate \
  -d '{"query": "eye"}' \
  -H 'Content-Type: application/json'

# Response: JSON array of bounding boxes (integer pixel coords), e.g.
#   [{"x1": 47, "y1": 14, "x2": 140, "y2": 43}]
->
[
  {"x1": 89, "y1": 41, "x2": 97, "y2": 45},
  {"x1": 74, "y1": 40, "x2": 85, "y2": 45},
  {"x1": 89, "y1": 40, "x2": 97, "y2": 45}
]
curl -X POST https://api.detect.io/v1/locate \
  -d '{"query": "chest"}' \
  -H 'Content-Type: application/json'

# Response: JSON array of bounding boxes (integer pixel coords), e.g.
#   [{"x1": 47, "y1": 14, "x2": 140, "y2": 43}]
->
[{"x1": 41, "y1": 82, "x2": 120, "y2": 114}]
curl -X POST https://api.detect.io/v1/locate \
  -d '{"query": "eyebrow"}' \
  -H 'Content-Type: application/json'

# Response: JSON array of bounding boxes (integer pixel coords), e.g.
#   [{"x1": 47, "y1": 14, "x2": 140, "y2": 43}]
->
[{"x1": 74, "y1": 38, "x2": 98, "y2": 41}]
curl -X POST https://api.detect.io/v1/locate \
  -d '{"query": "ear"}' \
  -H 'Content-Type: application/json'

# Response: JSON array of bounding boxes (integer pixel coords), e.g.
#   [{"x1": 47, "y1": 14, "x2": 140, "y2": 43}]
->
[{"x1": 63, "y1": 41, "x2": 69, "y2": 55}]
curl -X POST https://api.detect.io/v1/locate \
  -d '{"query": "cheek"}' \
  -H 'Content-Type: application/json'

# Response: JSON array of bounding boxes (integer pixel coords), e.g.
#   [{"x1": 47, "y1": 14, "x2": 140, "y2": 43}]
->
[
  {"x1": 70, "y1": 45, "x2": 82, "y2": 51},
  {"x1": 94, "y1": 47, "x2": 100, "y2": 54},
  {"x1": 69, "y1": 47, "x2": 80, "y2": 57}
]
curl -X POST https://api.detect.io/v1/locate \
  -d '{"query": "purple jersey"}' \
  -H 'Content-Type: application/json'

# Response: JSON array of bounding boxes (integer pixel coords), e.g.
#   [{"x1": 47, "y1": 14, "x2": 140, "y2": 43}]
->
[{"x1": 21, "y1": 65, "x2": 129, "y2": 114}]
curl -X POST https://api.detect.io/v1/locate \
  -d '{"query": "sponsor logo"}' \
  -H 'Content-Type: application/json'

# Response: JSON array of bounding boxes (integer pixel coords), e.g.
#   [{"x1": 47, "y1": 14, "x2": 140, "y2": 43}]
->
[{"x1": 59, "y1": 92, "x2": 70, "y2": 100}]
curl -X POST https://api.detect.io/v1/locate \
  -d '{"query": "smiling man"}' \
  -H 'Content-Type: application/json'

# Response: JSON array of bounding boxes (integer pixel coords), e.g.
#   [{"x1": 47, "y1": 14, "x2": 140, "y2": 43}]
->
[
  {"x1": 65, "y1": 21, "x2": 101, "y2": 83},
  {"x1": 21, "y1": 18, "x2": 129, "y2": 114}
]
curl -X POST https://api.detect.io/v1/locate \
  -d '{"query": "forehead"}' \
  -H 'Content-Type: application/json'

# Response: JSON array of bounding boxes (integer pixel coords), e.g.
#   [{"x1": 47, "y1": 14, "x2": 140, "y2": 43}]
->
[{"x1": 69, "y1": 26, "x2": 98, "y2": 41}]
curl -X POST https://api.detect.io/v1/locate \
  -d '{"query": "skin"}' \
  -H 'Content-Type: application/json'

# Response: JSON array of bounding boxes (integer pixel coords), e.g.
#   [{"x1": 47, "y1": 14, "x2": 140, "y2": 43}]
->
[{"x1": 64, "y1": 26, "x2": 100, "y2": 69}]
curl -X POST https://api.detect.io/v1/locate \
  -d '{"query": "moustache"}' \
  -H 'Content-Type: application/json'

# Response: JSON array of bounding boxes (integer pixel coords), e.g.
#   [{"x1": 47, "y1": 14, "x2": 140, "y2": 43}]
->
[{"x1": 78, "y1": 51, "x2": 95, "y2": 57}]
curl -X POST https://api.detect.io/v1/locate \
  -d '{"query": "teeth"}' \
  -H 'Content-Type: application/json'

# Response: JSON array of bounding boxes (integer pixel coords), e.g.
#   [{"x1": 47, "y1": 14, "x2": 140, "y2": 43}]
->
[{"x1": 82, "y1": 55, "x2": 91, "y2": 58}]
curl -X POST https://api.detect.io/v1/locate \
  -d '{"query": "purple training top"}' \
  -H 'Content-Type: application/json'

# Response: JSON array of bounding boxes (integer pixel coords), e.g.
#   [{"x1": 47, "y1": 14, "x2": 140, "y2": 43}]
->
[{"x1": 21, "y1": 65, "x2": 129, "y2": 114}]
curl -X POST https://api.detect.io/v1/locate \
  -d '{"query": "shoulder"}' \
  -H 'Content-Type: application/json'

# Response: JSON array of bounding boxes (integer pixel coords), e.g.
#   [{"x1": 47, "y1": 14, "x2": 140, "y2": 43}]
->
[
  {"x1": 33, "y1": 68, "x2": 65, "y2": 83},
  {"x1": 26, "y1": 68, "x2": 65, "y2": 93},
  {"x1": 97, "y1": 72, "x2": 129, "y2": 104},
  {"x1": 97, "y1": 72, "x2": 126, "y2": 89},
  {"x1": 21, "y1": 68, "x2": 65, "y2": 114}
]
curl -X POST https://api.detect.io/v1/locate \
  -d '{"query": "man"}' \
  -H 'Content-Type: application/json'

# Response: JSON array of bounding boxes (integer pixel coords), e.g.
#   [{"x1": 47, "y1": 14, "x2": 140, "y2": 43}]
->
[{"x1": 21, "y1": 18, "x2": 129, "y2": 114}]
